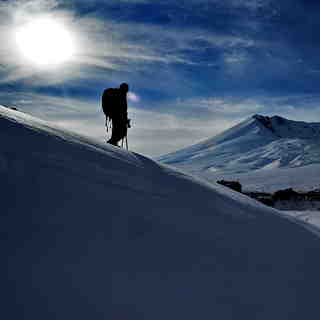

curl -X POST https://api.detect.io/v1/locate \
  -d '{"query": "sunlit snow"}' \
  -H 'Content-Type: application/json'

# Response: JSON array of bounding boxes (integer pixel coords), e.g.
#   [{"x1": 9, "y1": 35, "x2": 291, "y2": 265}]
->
[{"x1": 159, "y1": 115, "x2": 320, "y2": 192}]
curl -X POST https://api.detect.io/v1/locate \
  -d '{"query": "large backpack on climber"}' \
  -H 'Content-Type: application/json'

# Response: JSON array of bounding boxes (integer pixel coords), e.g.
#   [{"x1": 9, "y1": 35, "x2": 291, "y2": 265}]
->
[{"x1": 102, "y1": 88, "x2": 118, "y2": 120}]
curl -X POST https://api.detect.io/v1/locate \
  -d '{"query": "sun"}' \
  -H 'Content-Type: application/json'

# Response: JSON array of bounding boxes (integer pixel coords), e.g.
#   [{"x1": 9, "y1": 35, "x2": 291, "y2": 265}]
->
[{"x1": 15, "y1": 17, "x2": 75, "y2": 67}]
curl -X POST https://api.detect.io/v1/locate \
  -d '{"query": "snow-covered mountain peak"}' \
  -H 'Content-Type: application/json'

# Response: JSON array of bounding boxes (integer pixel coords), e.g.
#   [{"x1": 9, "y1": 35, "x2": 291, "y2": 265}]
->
[
  {"x1": 252, "y1": 114, "x2": 320, "y2": 139},
  {"x1": 159, "y1": 114, "x2": 320, "y2": 178}
]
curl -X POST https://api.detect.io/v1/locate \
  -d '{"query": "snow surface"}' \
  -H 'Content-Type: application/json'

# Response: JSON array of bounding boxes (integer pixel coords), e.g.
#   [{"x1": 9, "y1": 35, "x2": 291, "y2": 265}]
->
[
  {"x1": 204, "y1": 163, "x2": 320, "y2": 192},
  {"x1": 282, "y1": 210, "x2": 320, "y2": 229},
  {"x1": 274, "y1": 199, "x2": 320, "y2": 211},
  {"x1": 2, "y1": 106, "x2": 320, "y2": 319},
  {"x1": 158, "y1": 115, "x2": 320, "y2": 191}
]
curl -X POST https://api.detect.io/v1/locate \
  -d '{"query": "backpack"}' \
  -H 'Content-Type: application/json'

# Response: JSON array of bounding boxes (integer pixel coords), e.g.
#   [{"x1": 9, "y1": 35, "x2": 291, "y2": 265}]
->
[{"x1": 102, "y1": 88, "x2": 118, "y2": 119}]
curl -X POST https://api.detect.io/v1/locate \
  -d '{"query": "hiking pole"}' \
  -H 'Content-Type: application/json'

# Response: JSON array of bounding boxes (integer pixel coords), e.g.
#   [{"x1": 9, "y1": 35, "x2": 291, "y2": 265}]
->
[
  {"x1": 125, "y1": 118, "x2": 130, "y2": 150},
  {"x1": 120, "y1": 136, "x2": 128, "y2": 150},
  {"x1": 106, "y1": 118, "x2": 112, "y2": 133},
  {"x1": 125, "y1": 135, "x2": 128, "y2": 150}
]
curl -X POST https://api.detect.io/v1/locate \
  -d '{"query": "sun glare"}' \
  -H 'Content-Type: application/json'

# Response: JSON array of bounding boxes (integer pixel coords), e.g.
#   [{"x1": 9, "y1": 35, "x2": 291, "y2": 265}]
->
[{"x1": 15, "y1": 17, "x2": 75, "y2": 67}]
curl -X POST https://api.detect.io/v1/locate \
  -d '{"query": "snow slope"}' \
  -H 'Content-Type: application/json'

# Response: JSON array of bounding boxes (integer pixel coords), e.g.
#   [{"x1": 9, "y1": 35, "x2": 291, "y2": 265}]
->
[
  {"x1": 207, "y1": 163, "x2": 320, "y2": 192},
  {"x1": 158, "y1": 115, "x2": 320, "y2": 191},
  {"x1": 2, "y1": 106, "x2": 320, "y2": 319},
  {"x1": 282, "y1": 210, "x2": 320, "y2": 229}
]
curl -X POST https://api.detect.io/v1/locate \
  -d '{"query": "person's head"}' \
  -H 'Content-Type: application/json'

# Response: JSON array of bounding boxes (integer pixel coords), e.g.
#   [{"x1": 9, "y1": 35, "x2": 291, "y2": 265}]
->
[{"x1": 120, "y1": 83, "x2": 129, "y2": 93}]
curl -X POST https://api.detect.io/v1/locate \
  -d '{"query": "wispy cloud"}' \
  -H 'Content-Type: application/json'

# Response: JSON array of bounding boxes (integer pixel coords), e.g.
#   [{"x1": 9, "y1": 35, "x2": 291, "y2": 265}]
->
[{"x1": 0, "y1": 0, "x2": 261, "y2": 86}]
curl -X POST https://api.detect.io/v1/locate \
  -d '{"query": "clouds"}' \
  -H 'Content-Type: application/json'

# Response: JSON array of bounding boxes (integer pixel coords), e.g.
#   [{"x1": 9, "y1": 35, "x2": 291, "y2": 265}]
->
[
  {"x1": 1, "y1": 0, "x2": 320, "y2": 156},
  {"x1": 1, "y1": 0, "x2": 273, "y2": 110},
  {"x1": 0, "y1": 0, "x2": 266, "y2": 85},
  {"x1": 0, "y1": 0, "x2": 299, "y2": 92}
]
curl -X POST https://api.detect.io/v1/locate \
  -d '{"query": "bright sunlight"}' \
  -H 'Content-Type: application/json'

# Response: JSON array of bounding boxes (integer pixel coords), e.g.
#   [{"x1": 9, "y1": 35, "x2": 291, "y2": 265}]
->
[{"x1": 15, "y1": 17, "x2": 75, "y2": 67}]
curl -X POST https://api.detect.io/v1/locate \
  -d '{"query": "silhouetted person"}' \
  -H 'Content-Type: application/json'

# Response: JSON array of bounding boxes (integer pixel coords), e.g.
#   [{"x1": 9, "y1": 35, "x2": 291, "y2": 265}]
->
[{"x1": 102, "y1": 83, "x2": 130, "y2": 147}]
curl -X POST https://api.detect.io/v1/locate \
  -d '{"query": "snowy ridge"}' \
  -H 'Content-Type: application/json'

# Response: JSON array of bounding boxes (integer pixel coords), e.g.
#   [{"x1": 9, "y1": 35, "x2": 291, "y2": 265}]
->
[
  {"x1": 2, "y1": 105, "x2": 320, "y2": 319},
  {"x1": 253, "y1": 114, "x2": 320, "y2": 139},
  {"x1": 158, "y1": 114, "x2": 320, "y2": 191}
]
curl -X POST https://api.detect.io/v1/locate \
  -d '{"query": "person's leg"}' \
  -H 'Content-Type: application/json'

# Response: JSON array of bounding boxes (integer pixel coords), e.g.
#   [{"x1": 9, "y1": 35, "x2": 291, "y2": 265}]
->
[
  {"x1": 107, "y1": 119, "x2": 127, "y2": 146},
  {"x1": 119, "y1": 123, "x2": 127, "y2": 143},
  {"x1": 107, "y1": 120, "x2": 120, "y2": 146}
]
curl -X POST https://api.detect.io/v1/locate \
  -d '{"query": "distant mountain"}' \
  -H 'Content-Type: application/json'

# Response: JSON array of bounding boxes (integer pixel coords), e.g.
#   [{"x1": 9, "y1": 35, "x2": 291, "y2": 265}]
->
[
  {"x1": 158, "y1": 115, "x2": 320, "y2": 191},
  {"x1": 159, "y1": 114, "x2": 320, "y2": 174}
]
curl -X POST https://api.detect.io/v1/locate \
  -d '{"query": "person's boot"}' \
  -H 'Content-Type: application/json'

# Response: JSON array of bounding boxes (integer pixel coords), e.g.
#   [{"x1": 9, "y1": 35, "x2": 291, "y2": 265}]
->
[{"x1": 107, "y1": 139, "x2": 119, "y2": 147}]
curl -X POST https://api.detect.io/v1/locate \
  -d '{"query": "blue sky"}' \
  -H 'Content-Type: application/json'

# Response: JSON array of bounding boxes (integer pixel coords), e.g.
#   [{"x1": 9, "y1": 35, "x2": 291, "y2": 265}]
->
[{"x1": 1, "y1": 0, "x2": 320, "y2": 156}]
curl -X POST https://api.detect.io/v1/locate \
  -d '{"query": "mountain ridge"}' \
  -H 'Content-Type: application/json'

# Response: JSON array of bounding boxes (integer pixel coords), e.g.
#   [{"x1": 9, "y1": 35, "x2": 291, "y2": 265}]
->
[
  {"x1": 252, "y1": 114, "x2": 320, "y2": 139},
  {"x1": 159, "y1": 114, "x2": 320, "y2": 176}
]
